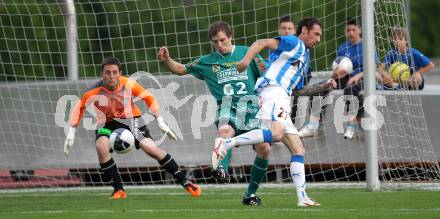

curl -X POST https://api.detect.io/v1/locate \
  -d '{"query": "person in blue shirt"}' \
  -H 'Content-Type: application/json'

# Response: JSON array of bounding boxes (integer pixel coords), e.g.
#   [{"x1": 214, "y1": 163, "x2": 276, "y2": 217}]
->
[
  {"x1": 338, "y1": 18, "x2": 366, "y2": 139},
  {"x1": 276, "y1": 15, "x2": 314, "y2": 87},
  {"x1": 299, "y1": 17, "x2": 364, "y2": 138},
  {"x1": 277, "y1": 15, "x2": 321, "y2": 89},
  {"x1": 279, "y1": 15, "x2": 336, "y2": 139},
  {"x1": 212, "y1": 17, "x2": 323, "y2": 207},
  {"x1": 278, "y1": 15, "x2": 296, "y2": 36},
  {"x1": 343, "y1": 26, "x2": 434, "y2": 140},
  {"x1": 334, "y1": 18, "x2": 364, "y2": 86},
  {"x1": 379, "y1": 27, "x2": 435, "y2": 90}
]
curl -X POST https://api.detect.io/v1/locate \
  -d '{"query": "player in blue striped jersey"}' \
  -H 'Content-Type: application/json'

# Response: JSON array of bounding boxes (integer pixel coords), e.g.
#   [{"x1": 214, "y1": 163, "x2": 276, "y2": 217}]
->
[
  {"x1": 254, "y1": 33, "x2": 308, "y2": 95},
  {"x1": 211, "y1": 17, "x2": 322, "y2": 207}
]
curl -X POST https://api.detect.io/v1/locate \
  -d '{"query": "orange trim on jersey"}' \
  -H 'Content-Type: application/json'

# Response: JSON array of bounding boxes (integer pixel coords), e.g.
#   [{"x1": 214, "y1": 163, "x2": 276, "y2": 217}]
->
[
  {"x1": 254, "y1": 57, "x2": 266, "y2": 73},
  {"x1": 69, "y1": 76, "x2": 159, "y2": 127}
]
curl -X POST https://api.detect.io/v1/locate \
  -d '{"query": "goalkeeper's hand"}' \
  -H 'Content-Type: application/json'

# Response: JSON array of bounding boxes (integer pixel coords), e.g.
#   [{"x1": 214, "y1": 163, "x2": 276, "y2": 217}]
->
[
  {"x1": 156, "y1": 116, "x2": 177, "y2": 140},
  {"x1": 63, "y1": 127, "x2": 76, "y2": 156}
]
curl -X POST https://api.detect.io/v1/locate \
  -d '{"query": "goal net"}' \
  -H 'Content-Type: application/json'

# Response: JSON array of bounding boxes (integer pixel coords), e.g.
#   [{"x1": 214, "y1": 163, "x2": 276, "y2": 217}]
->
[{"x1": 0, "y1": 0, "x2": 438, "y2": 190}]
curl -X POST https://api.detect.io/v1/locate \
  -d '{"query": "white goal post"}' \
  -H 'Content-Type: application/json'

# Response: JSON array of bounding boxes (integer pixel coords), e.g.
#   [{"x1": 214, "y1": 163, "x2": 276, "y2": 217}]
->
[{"x1": 0, "y1": 0, "x2": 439, "y2": 190}]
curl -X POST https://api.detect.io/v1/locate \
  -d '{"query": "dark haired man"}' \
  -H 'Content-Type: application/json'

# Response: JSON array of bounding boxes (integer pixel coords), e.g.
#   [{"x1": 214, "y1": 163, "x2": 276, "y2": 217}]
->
[
  {"x1": 278, "y1": 15, "x2": 296, "y2": 36},
  {"x1": 299, "y1": 17, "x2": 366, "y2": 139},
  {"x1": 159, "y1": 21, "x2": 271, "y2": 205},
  {"x1": 212, "y1": 17, "x2": 323, "y2": 207}
]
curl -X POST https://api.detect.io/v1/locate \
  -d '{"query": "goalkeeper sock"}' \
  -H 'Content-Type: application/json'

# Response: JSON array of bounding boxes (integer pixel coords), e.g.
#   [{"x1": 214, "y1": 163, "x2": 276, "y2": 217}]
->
[
  {"x1": 159, "y1": 153, "x2": 187, "y2": 186},
  {"x1": 290, "y1": 155, "x2": 308, "y2": 202},
  {"x1": 246, "y1": 156, "x2": 269, "y2": 196},
  {"x1": 219, "y1": 148, "x2": 233, "y2": 170},
  {"x1": 101, "y1": 158, "x2": 123, "y2": 191},
  {"x1": 224, "y1": 129, "x2": 272, "y2": 150}
]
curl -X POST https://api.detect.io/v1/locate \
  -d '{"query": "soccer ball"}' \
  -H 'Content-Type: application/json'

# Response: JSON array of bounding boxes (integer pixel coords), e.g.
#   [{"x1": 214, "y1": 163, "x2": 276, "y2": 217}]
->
[
  {"x1": 109, "y1": 128, "x2": 135, "y2": 154},
  {"x1": 389, "y1": 62, "x2": 411, "y2": 82},
  {"x1": 332, "y1": 56, "x2": 353, "y2": 74}
]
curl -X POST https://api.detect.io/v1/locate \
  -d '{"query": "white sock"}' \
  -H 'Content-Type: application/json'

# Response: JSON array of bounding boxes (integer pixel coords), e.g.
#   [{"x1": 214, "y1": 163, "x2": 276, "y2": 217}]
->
[
  {"x1": 290, "y1": 155, "x2": 308, "y2": 202},
  {"x1": 307, "y1": 119, "x2": 319, "y2": 129},
  {"x1": 223, "y1": 129, "x2": 272, "y2": 150}
]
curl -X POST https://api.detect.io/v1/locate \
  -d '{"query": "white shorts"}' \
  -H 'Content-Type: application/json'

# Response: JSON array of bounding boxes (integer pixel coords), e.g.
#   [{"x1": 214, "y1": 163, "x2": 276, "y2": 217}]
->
[{"x1": 256, "y1": 85, "x2": 298, "y2": 134}]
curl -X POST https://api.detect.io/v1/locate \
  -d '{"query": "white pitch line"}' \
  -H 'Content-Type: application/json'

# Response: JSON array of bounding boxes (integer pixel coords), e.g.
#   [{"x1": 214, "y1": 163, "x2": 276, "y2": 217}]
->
[
  {"x1": 0, "y1": 191, "x2": 296, "y2": 198},
  {"x1": 2, "y1": 182, "x2": 438, "y2": 194},
  {"x1": 9, "y1": 208, "x2": 440, "y2": 215},
  {"x1": 0, "y1": 190, "x2": 382, "y2": 198},
  {"x1": 0, "y1": 189, "x2": 429, "y2": 198}
]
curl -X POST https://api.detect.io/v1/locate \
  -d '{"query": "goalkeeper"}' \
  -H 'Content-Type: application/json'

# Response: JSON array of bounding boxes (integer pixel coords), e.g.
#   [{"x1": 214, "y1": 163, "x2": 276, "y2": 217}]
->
[
  {"x1": 159, "y1": 21, "x2": 271, "y2": 205},
  {"x1": 63, "y1": 57, "x2": 201, "y2": 199}
]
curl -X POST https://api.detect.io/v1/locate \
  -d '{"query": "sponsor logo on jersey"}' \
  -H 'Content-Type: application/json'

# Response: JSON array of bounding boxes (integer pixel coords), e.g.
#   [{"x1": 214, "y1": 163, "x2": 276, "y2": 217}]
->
[
  {"x1": 254, "y1": 57, "x2": 266, "y2": 73},
  {"x1": 217, "y1": 68, "x2": 248, "y2": 83},
  {"x1": 212, "y1": 64, "x2": 220, "y2": 73},
  {"x1": 222, "y1": 61, "x2": 237, "y2": 67}
]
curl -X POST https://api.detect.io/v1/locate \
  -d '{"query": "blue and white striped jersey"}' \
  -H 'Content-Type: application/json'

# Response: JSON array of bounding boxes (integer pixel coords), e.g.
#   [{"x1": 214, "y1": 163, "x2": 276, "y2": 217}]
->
[
  {"x1": 255, "y1": 34, "x2": 307, "y2": 95},
  {"x1": 295, "y1": 48, "x2": 310, "y2": 91}
]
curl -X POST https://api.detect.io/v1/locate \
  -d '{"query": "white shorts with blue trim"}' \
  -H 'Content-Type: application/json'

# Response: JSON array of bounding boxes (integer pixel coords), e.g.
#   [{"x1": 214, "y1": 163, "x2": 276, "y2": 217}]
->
[{"x1": 256, "y1": 85, "x2": 298, "y2": 134}]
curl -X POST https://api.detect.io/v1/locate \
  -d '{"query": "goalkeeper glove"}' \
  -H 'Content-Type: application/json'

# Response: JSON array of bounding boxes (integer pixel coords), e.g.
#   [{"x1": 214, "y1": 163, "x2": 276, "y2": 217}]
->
[
  {"x1": 63, "y1": 127, "x2": 76, "y2": 156},
  {"x1": 156, "y1": 116, "x2": 177, "y2": 140}
]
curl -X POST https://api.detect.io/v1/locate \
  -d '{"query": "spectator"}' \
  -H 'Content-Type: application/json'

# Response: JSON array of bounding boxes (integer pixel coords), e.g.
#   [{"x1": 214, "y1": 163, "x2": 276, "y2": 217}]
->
[
  {"x1": 298, "y1": 17, "x2": 364, "y2": 138},
  {"x1": 379, "y1": 27, "x2": 435, "y2": 90}
]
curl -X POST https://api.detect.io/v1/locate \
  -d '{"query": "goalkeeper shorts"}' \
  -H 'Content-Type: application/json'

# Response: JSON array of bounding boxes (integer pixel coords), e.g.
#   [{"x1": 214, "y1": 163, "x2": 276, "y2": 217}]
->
[{"x1": 95, "y1": 119, "x2": 152, "y2": 149}]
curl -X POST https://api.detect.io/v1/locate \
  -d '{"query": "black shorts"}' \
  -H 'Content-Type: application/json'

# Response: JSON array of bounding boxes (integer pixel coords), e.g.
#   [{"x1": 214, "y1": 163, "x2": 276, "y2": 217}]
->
[{"x1": 95, "y1": 119, "x2": 152, "y2": 150}]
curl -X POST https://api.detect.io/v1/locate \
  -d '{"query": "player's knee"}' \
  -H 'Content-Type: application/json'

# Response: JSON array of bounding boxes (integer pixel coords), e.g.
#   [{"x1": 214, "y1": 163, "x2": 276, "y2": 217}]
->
[
  {"x1": 218, "y1": 125, "x2": 235, "y2": 138},
  {"x1": 255, "y1": 143, "x2": 270, "y2": 158},
  {"x1": 95, "y1": 139, "x2": 111, "y2": 162},
  {"x1": 139, "y1": 138, "x2": 166, "y2": 160},
  {"x1": 270, "y1": 121, "x2": 286, "y2": 142},
  {"x1": 270, "y1": 126, "x2": 284, "y2": 142},
  {"x1": 139, "y1": 139, "x2": 156, "y2": 154},
  {"x1": 95, "y1": 139, "x2": 109, "y2": 153}
]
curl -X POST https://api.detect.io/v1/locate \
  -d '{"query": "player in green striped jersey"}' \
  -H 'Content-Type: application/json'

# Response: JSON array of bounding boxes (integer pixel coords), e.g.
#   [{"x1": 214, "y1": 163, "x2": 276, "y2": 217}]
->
[{"x1": 159, "y1": 21, "x2": 270, "y2": 205}]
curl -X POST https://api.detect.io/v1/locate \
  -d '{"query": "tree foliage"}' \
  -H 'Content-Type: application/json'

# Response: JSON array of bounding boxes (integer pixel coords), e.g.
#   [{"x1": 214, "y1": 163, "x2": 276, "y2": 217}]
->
[{"x1": 0, "y1": 0, "x2": 437, "y2": 81}]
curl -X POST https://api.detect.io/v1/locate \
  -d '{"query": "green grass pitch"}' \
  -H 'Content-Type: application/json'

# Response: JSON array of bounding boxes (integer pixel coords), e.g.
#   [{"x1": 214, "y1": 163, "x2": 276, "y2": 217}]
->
[{"x1": 1, "y1": 187, "x2": 439, "y2": 219}]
